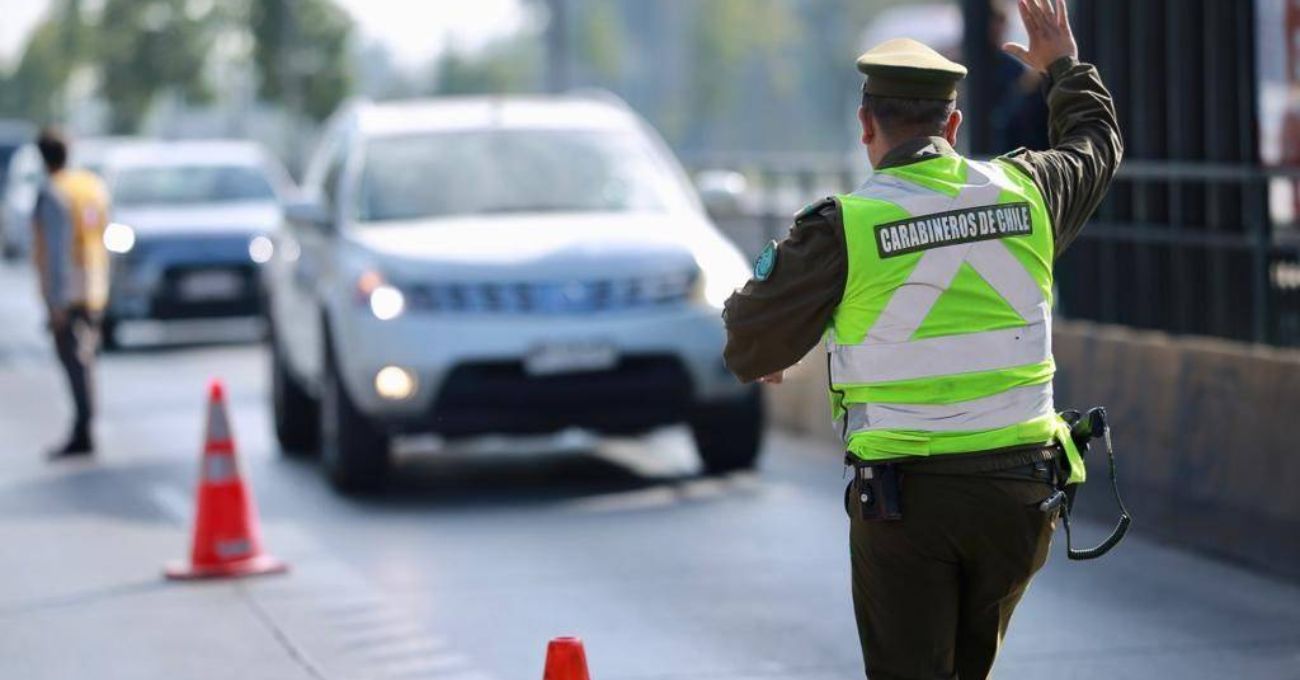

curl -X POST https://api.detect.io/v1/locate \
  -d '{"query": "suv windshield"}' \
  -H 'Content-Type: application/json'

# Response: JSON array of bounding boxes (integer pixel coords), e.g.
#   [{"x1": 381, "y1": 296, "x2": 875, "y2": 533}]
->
[
  {"x1": 113, "y1": 165, "x2": 276, "y2": 206},
  {"x1": 356, "y1": 129, "x2": 684, "y2": 222}
]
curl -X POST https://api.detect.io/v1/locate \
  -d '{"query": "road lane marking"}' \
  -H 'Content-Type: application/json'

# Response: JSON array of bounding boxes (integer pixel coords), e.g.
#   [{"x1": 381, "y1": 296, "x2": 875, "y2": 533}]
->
[
  {"x1": 376, "y1": 652, "x2": 473, "y2": 678},
  {"x1": 361, "y1": 636, "x2": 451, "y2": 662}
]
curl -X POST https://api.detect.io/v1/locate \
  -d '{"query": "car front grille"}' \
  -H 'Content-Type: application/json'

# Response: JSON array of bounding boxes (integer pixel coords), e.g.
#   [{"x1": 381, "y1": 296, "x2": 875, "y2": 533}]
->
[
  {"x1": 424, "y1": 355, "x2": 694, "y2": 436},
  {"x1": 404, "y1": 272, "x2": 697, "y2": 314},
  {"x1": 126, "y1": 233, "x2": 253, "y2": 262}
]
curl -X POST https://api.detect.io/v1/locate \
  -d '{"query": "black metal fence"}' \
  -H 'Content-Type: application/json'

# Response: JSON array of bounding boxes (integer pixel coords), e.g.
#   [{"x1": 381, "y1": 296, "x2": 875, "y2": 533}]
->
[
  {"x1": 686, "y1": 158, "x2": 1300, "y2": 348},
  {"x1": 1053, "y1": 0, "x2": 1299, "y2": 345},
  {"x1": 1058, "y1": 163, "x2": 1300, "y2": 345}
]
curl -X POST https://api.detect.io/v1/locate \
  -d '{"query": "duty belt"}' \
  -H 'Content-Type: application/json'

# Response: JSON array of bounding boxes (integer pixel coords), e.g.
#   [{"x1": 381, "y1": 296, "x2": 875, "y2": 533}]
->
[
  {"x1": 843, "y1": 443, "x2": 1059, "y2": 477},
  {"x1": 844, "y1": 421, "x2": 1131, "y2": 561}
]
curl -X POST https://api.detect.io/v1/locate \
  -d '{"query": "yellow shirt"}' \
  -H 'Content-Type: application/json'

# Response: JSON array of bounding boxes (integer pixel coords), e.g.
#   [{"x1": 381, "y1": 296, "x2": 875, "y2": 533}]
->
[{"x1": 33, "y1": 169, "x2": 111, "y2": 311}]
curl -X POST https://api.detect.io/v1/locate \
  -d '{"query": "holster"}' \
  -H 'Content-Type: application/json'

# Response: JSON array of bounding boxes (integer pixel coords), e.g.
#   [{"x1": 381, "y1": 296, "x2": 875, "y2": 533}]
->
[{"x1": 846, "y1": 456, "x2": 903, "y2": 522}]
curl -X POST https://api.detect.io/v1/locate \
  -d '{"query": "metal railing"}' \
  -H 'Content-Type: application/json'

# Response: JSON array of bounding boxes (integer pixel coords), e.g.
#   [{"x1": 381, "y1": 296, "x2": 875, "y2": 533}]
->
[{"x1": 688, "y1": 155, "x2": 1300, "y2": 347}]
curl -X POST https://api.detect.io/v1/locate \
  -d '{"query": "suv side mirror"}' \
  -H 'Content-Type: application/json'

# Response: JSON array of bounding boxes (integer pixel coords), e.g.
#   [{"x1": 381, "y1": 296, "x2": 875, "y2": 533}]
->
[
  {"x1": 694, "y1": 170, "x2": 749, "y2": 218},
  {"x1": 284, "y1": 193, "x2": 334, "y2": 233}
]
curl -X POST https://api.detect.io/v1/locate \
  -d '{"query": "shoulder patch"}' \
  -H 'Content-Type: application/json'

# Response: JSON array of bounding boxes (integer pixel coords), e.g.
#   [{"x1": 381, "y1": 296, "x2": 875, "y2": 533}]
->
[
  {"x1": 753, "y1": 240, "x2": 778, "y2": 281},
  {"x1": 794, "y1": 196, "x2": 836, "y2": 222}
]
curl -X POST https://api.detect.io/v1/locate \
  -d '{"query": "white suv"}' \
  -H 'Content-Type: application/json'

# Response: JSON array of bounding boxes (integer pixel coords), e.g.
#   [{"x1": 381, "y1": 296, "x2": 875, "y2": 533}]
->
[{"x1": 265, "y1": 96, "x2": 762, "y2": 492}]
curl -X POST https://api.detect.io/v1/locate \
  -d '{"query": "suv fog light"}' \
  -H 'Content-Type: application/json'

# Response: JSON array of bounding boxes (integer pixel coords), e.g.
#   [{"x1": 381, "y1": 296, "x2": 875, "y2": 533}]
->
[{"x1": 375, "y1": 366, "x2": 416, "y2": 400}]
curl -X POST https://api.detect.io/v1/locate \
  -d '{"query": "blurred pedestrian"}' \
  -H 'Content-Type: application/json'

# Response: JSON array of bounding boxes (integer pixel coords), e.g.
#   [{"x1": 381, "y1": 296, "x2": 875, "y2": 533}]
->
[
  {"x1": 989, "y1": 0, "x2": 1050, "y2": 150},
  {"x1": 31, "y1": 128, "x2": 111, "y2": 459},
  {"x1": 722, "y1": 1, "x2": 1122, "y2": 678}
]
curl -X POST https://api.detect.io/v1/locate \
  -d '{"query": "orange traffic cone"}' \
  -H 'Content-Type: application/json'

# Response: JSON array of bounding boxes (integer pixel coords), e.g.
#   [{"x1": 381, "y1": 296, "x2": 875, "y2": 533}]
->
[
  {"x1": 542, "y1": 637, "x2": 591, "y2": 680},
  {"x1": 164, "y1": 380, "x2": 288, "y2": 580}
]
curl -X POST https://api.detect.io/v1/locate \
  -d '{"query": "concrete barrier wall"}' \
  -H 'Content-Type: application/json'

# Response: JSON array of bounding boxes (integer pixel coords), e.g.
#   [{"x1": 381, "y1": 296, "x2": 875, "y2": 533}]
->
[{"x1": 764, "y1": 321, "x2": 1300, "y2": 579}]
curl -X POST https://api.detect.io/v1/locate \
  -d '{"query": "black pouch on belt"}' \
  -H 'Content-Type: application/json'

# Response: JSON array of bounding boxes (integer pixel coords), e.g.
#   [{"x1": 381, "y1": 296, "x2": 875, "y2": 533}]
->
[{"x1": 850, "y1": 459, "x2": 903, "y2": 522}]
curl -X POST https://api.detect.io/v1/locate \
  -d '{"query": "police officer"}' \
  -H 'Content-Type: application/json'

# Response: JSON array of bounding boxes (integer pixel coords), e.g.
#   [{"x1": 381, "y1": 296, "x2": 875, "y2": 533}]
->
[
  {"x1": 722, "y1": 1, "x2": 1122, "y2": 678},
  {"x1": 32, "y1": 128, "x2": 111, "y2": 459}
]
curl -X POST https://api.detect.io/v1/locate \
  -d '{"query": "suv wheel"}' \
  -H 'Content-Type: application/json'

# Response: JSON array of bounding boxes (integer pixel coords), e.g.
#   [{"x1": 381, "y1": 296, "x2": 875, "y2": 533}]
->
[
  {"x1": 271, "y1": 328, "x2": 319, "y2": 456},
  {"x1": 690, "y1": 386, "x2": 765, "y2": 475},
  {"x1": 320, "y1": 350, "x2": 391, "y2": 493}
]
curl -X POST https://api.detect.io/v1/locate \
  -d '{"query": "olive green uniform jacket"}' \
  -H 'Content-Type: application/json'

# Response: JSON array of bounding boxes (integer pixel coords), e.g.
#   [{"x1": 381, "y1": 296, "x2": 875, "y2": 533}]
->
[{"x1": 723, "y1": 56, "x2": 1124, "y2": 383}]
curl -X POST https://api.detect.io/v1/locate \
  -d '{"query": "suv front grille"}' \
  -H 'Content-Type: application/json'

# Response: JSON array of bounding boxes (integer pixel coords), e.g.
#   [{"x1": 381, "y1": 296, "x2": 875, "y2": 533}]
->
[{"x1": 404, "y1": 272, "x2": 697, "y2": 314}]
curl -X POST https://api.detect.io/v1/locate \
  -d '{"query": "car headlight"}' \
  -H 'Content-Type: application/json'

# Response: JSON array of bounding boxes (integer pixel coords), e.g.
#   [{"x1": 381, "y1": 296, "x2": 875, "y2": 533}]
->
[
  {"x1": 700, "y1": 270, "x2": 738, "y2": 309},
  {"x1": 356, "y1": 270, "x2": 405, "y2": 321},
  {"x1": 694, "y1": 248, "x2": 751, "y2": 310},
  {"x1": 103, "y1": 222, "x2": 135, "y2": 254},
  {"x1": 248, "y1": 235, "x2": 274, "y2": 264}
]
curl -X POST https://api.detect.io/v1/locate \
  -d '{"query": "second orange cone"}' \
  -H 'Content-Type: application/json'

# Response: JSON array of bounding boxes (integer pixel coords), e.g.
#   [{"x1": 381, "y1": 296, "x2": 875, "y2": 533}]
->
[{"x1": 164, "y1": 380, "x2": 287, "y2": 580}]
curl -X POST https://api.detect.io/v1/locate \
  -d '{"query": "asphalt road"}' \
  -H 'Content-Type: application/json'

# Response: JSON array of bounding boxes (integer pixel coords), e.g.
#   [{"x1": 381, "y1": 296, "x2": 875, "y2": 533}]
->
[{"x1": 1, "y1": 262, "x2": 1298, "y2": 680}]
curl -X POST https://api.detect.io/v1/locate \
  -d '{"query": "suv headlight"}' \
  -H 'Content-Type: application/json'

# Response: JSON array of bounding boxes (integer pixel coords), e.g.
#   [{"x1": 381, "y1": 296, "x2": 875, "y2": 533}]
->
[
  {"x1": 356, "y1": 270, "x2": 405, "y2": 320},
  {"x1": 694, "y1": 249, "x2": 751, "y2": 310}
]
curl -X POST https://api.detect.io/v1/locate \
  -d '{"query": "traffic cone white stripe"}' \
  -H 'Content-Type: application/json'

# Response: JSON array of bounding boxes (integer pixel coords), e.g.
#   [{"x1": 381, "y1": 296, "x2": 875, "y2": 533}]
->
[{"x1": 205, "y1": 395, "x2": 231, "y2": 444}]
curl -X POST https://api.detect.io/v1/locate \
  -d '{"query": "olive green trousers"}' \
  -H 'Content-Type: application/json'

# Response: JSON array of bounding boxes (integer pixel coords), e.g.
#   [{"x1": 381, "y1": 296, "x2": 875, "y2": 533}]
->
[{"x1": 848, "y1": 469, "x2": 1058, "y2": 679}]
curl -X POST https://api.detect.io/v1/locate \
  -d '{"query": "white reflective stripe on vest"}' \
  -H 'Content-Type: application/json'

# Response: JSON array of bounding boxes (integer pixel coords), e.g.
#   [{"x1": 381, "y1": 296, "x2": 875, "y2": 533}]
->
[
  {"x1": 831, "y1": 318, "x2": 1051, "y2": 383},
  {"x1": 843, "y1": 382, "x2": 1054, "y2": 433},
  {"x1": 831, "y1": 160, "x2": 1051, "y2": 386}
]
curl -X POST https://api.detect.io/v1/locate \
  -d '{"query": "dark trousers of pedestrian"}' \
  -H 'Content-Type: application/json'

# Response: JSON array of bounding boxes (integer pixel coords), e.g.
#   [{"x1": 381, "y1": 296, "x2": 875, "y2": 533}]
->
[
  {"x1": 52, "y1": 306, "x2": 98, "y2": 443},
  {"x1": 848, "y1": 456, "x2": 1059, "y2": 679}
]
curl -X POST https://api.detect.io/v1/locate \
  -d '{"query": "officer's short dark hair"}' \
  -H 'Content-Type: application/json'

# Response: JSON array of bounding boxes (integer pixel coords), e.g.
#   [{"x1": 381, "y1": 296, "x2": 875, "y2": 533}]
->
[
  {"x1": 862, "y1": 93, "x2": 956, "y2": 140},
  {"x1": 36, "y1": 127, "x2": 69, "y2": 173}
]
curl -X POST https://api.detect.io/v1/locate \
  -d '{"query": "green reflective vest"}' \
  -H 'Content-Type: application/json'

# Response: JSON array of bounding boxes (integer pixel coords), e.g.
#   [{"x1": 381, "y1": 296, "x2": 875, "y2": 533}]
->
[{"x1": 831, "y1": 154, "x2": 1085, "y2": 483}]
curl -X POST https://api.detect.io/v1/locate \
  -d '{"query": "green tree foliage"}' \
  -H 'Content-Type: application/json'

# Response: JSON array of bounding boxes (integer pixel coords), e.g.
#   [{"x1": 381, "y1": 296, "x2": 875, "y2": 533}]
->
[
  {"x1": 97, "y1": 0, "x2": 218, "y2": 132},
  {"x1": 0, "y1": 0, "x2": 93, "y2": 122},
  {"x1": 250, "y1": 0, "x2": 354, "y2": 121},
  {"x1": 433, "y1": 37, "x2": 541, "y2": 96},
  {"x1": 575, "y1": 0, "x2": 624, "y2": 83},
  {"x1": 689, "y1": 0, "x2": 801, "y2": 115}
]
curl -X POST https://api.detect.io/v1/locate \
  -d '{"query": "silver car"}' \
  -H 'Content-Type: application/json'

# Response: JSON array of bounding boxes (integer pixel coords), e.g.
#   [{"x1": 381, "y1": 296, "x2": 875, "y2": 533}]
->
[{"x1": 265, "y1": 95, "x2": 762, "y2": 492}]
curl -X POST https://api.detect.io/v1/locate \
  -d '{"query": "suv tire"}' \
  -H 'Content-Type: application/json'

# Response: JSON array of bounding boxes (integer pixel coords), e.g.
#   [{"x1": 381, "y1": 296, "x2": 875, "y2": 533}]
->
[
  {"x1": 320, "y1": 346, "x2": 391, "y2": 494},
  {"x1": 270, "y1": 328, "x2": 319, "y2": 456},
  {"x1": 690, "y1": 386, "x2": 764, "y2": 475}
]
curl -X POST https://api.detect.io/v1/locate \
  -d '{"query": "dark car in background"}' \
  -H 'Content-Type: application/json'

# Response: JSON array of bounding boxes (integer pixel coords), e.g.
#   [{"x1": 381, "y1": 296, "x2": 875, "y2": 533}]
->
[{"x1": 99, "y1": 140, "x2": 291, "y2": 348}]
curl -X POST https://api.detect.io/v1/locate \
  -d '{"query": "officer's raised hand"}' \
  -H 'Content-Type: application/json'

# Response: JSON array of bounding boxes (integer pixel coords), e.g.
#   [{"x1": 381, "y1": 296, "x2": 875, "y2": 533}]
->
[{"x1": 1002, "y1": 0, "x2": 1078, "y2": 72}]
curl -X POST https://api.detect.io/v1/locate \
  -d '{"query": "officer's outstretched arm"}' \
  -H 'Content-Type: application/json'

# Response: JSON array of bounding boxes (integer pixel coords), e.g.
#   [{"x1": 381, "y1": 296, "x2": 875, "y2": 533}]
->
[
  {"x1": 999, "y1": 0, "x2": 1124, "y2": 257},
  {"x1": 722, "y1": 199, "x2": 846, "y2": 384}
]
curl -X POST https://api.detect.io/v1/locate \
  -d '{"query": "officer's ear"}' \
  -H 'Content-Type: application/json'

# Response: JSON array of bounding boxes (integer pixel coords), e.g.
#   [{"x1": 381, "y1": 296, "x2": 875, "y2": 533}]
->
[
  {"x1": 943, "y1": 109, "x2": 964, "y2": 146},
  {"x1": 858, "y1": 106, "x2": 875, "y2": 147}
]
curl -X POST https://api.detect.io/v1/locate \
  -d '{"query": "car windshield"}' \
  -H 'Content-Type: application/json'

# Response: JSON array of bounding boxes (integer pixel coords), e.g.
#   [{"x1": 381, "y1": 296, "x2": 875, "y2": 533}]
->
[
  {"x1": 356, "y1": 129, "x2": 685, "y2": 222},
  {"x1": 113, "y1": 165, "x2": 276, "y2": 206}
]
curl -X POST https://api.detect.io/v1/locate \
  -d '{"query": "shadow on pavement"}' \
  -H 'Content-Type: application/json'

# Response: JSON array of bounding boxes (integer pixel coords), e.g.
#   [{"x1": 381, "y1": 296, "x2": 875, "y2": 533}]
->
[
  {"x1": 0, "y1": 579, "x2": 168, "y2": 618},
  {"x1": 285, "y1": 448, "x2": 753, "y2": 514},
  {"x1": 0, "y1": 460, "x2": 181, "y2": 524},
  {"x1": 103, "y1": 319, "x2": 266, "y2": 356}
]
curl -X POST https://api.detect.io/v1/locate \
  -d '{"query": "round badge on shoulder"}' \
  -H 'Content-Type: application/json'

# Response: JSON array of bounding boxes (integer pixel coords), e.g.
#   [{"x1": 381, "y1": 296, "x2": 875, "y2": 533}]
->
[{"x1": 753, "y1": 240, "x2": 778, "y2": 281}]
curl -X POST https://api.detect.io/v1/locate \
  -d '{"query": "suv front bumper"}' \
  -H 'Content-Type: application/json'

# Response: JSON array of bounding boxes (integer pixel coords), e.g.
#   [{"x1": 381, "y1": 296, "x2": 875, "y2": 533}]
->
[{"x1": 332, "y1": 304, "x2": 745, "y2": 436}]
